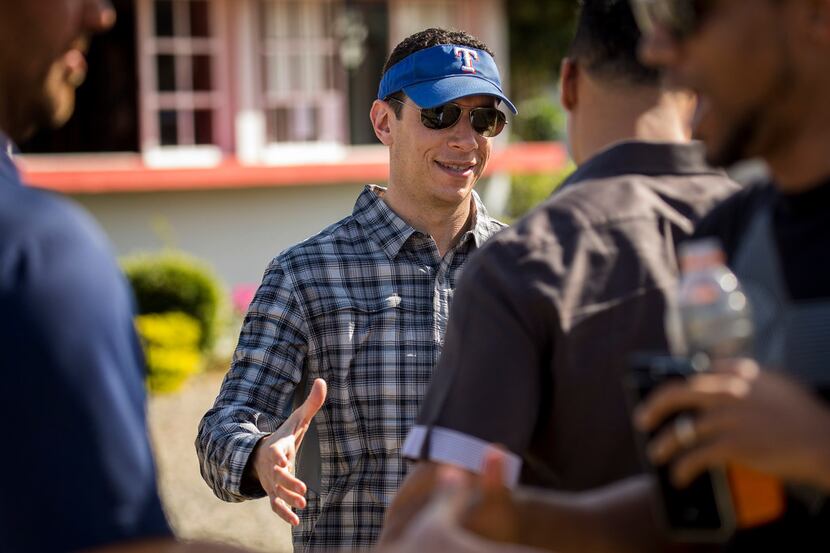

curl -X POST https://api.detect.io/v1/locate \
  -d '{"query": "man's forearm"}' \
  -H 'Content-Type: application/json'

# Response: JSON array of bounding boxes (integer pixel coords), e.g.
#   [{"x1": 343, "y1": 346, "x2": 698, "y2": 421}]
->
[{"x1": 509, "y1": 476, "x2": 695, "y2": 553}]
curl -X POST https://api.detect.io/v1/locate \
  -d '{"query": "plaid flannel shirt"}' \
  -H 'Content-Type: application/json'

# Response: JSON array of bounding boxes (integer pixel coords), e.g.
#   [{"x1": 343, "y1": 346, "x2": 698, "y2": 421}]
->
[{"x1": 197, "y1": 185, "x2": 505, "y2": 552}]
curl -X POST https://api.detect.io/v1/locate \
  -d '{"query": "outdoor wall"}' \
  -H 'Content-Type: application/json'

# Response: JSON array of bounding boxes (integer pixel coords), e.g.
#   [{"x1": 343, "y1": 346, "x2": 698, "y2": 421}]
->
[{"x1": 72, "y1": 183, "x2": 366, "y2": 288}]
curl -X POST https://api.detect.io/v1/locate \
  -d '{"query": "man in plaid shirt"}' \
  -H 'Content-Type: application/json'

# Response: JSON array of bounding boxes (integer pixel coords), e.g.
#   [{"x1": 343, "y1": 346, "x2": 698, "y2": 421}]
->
[{"x1": 196, "y1": 27, "x2": 516, "y2": 552}]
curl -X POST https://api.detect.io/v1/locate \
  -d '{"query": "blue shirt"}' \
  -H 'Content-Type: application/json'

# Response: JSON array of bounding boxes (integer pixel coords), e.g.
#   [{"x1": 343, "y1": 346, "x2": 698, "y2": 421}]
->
[{"x1": 0, "y1": 133, "x2": 171, "y2": 552}]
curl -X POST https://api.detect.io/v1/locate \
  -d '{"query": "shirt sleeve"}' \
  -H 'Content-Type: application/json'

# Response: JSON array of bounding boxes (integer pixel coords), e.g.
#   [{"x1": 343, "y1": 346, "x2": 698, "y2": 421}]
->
[
  {"x1": 0, "y1": 201, "x2": 171, "y2": 553},
  {"x1": 196, "y1": 258, "x2": 309, "y2": 502},
  {"x1": 404, "y1": 238, "x2": 552, "y2": 485}
]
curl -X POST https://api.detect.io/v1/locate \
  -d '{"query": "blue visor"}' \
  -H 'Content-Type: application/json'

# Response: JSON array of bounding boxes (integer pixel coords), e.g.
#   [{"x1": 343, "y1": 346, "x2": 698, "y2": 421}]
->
[{"x1": 378, "y1": 44, "x2": 518, "y2": 115}]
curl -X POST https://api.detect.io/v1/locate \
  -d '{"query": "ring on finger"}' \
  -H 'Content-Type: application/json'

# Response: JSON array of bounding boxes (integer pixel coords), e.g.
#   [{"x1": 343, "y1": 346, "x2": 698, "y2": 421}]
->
[{"x1": 673, "y1": 415, "x2": 697, "y2": 449}]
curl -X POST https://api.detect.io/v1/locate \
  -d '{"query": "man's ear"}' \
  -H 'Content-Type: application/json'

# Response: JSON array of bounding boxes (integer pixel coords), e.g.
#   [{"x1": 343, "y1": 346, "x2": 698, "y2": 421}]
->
[
  {"x1": 560, "y1": 57, "x2": 579, "y2": 112},
  {"x1": 370, "y1": 99, "x2": 395, "y2": 146}
]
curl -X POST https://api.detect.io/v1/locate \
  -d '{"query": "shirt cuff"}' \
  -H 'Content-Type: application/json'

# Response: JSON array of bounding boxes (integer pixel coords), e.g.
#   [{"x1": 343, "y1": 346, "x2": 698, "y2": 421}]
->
[
  {"x1": 402, "y1": 425, "x2": 523, "y2": 488},
  {"x1": 226, "y1": 429, "x2": 270, "y2": 500}
]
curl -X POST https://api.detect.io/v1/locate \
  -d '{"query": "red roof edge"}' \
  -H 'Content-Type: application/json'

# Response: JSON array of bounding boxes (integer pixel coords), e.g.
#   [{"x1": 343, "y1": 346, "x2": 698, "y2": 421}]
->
[{"x1": 20, "y1": 142, "x2": 569, "y2": 195}]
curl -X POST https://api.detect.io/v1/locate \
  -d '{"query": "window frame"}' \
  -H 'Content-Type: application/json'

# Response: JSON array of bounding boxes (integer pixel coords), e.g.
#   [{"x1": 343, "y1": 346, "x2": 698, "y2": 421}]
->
[{"x1": 136, "y1": 0, "x2": 232, "y2": 166}]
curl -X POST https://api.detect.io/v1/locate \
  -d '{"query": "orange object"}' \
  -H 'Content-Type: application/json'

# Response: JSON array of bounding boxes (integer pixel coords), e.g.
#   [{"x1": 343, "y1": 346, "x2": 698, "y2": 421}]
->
[{"x1": 727, "y1": 464, "x2": 786, "y2": 528}]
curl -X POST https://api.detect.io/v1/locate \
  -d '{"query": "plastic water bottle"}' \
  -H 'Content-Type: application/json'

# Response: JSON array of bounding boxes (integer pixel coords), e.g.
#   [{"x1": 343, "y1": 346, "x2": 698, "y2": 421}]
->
[
  {"x1": 671, "y1": 238, "x2": 754, "y2": 364},
  {"x1": 670, "y1": 238, "x2": 784, "y2": 530}
]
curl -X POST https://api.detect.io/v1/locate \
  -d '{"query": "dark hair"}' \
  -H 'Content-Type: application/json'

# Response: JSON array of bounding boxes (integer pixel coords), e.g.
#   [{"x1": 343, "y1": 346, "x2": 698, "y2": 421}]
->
[
  {"x1": 382, "y1": 28, "x2": 494, "y2": 118},
  {"x1": 569, "y1": 0, "x2": 660, "y2": 86}
]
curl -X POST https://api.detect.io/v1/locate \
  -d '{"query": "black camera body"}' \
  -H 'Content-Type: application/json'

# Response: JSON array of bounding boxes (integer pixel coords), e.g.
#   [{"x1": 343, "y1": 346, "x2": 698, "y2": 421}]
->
[{"x1": 623, "y1": 353, "x2": 737, "y2": 542}]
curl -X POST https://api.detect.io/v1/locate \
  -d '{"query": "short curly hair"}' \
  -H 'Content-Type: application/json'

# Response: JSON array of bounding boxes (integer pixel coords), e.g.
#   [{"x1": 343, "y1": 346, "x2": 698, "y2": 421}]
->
[
  {"x1": 382, "y1": 28, "x2": 495, "y2": 118},
  {"x1": 570, "y1": 0, "x2": 660, "y2": 86}
]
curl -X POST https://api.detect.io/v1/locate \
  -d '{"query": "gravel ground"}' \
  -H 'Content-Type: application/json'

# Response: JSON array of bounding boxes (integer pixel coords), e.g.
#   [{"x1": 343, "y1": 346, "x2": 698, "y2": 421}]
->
[{"x1": 147, "y1": 371, "x2": 293, "y2": 553}]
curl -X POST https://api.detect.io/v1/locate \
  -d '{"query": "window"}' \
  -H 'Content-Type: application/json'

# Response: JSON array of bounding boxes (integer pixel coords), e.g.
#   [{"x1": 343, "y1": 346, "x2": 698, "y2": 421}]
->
[
  {"x1": 137, "y1": 0, "x2": 230, "y2": 162},
  {"x1": 258, "y1": 0, "x2": 346, "y2": 145}
]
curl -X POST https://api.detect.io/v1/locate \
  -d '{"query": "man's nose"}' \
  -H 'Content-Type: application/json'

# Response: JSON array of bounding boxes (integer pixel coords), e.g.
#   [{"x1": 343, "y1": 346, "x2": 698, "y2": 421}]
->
[
  {"x1": 85, "y1": 0, "x2": 117, "y2": 33},
  {"x1": 447, "y1": 113, "x2": 479, "y2": 151}
]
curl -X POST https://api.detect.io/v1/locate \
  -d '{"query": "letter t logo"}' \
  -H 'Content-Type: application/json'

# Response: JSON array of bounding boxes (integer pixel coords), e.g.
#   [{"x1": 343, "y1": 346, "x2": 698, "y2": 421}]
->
[{"x1": 454, "y1": 47, "x2": 479, "y2": 73}]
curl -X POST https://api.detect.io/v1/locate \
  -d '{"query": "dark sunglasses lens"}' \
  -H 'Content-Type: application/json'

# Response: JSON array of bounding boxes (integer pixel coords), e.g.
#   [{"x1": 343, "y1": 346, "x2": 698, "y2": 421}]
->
[
  {"x1": 470, "y1": 108, "x2": 506, "y2": 137},
  {"x1": 421, "y1": 104, "x2": 462, "y2": 130}
]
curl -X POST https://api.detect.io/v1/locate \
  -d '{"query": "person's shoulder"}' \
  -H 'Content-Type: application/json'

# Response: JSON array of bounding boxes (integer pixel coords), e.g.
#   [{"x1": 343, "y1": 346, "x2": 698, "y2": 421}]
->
[
  {"x1": 468, "y1": 169, "x2": 738, "y2": 283},
  {"x1": 487, "y1": 182, "x2": 608, "y2": 253},
  {"x1": 463, "y1": 205, "x2": 567, "y2": 291},
  {"x1": 696, "y1": 177, "x2": 773, "y2": 227},
  {"x1": 554, "y1": 168, "x2": 735, "y2": 224},
  {"x1": 256, "y1": 212, "x2": 377, "y2": 298},
  {"x1": 693, "y1": 179, "x2": 774, "y2": 255},
  {"x1": 0, "y1": 185, "x2": 115, "y2": 279},
  {"x1": 274, "y1": 213, "x2": 366, "y2": 266}
]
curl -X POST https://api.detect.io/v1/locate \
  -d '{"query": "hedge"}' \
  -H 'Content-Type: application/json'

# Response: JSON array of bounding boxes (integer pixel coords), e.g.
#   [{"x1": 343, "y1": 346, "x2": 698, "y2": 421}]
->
[
  {"x1": 135, "y1": 311, "x2": 202, "y2": 393},
  {"x1": 122, "y1": 251, "x2": 225, "y2": 353}
]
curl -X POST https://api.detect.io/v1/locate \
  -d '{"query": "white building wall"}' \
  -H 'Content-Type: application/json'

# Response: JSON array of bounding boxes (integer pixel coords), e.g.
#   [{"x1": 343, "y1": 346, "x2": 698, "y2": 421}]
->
[{"x1": 72, "y1": 183, "x2": 366, "y2": 288}]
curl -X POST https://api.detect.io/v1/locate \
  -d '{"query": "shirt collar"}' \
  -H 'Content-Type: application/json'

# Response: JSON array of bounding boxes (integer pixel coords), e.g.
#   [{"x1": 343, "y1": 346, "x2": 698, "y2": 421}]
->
[
  {"x1": 353, "y1": 185, "x2": 495, "y2": 259},
  {"x1": 560, "y1": 140, "x2": 722, "y2": 190},
  {"x1": 0, "y1": 130, "x2": 21, "y2": 185}
]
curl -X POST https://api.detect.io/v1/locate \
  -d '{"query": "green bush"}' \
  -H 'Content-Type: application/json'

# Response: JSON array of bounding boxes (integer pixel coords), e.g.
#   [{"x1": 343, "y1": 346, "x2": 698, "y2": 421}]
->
[
  {"x1": 510, "y1": 96, "x2": 567, "y2": 142},
  {"x1": 507, "y1": 164, "x2": 575, "y2": 221},
  {"x1": 122, "y1": 251, "x2": 225, "y2": 352},
  {"x1": 135, "y1": 312, "x2": 203, "y2": 393}
]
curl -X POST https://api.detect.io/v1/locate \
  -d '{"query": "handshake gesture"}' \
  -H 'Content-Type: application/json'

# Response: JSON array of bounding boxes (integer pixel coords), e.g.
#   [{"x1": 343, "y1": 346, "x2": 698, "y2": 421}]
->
[{"x1": 251, "y1": 378, "x2": 327, "y2": 525}]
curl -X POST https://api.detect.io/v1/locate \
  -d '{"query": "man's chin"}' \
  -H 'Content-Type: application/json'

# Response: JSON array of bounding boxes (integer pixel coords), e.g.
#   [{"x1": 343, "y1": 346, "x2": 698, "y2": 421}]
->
[
  {"x1": 50, "y1": 92, "x2": 77, "y2": 128},
  {"x1": 41, "y1": 73, "x2": 79, "y2": 128}
]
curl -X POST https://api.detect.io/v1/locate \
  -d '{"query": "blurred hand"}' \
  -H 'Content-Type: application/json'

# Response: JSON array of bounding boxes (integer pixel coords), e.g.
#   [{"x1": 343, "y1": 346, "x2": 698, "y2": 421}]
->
[
  {"x1": 635, "y1": 358, "x2": 830, "y2": 491},
  {"x1": 382, "y1": 463, "x2": 544, "y2": 553},
  {"x1": 252, "y1": 378, "x2": 327, "y2": 525},
  {"x1": 461, "y1": 447, "x2": 522, "y2": 544}
]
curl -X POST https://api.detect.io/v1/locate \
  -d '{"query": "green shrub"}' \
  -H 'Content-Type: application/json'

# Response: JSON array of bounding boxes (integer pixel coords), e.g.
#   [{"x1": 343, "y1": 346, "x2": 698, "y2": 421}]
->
[
  {"x1": 507, "y1": 164, "x2": 575, "y2": 221},
  {"x1": 122, "y1": 251, "x2": 225, "y2": 352},
  {"x1": 135, "y1": 312, "x2": 203, "y2": 393},
  {"x1": 510, "y1": 96, "x2": 567, "y2": 142}
]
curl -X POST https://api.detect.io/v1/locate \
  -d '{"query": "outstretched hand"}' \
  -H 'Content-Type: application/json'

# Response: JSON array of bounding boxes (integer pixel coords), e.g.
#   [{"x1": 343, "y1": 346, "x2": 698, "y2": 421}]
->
[{"x1": 252, "y1": 378, "x2": 327, "y2": 525}]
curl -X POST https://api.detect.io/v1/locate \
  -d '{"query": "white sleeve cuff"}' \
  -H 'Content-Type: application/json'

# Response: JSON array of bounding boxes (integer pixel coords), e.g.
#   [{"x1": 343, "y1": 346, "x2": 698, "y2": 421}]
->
[{"x1": 402, "y1": 425, "x2": 523, "y2": 488}]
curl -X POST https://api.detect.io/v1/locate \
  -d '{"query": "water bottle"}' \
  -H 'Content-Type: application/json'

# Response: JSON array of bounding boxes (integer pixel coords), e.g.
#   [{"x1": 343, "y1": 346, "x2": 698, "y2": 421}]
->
[
  {"x1": 671, "y1": 238, "x2": 754, "y2": 364},
  {"x1": 670, "y1": 238, "x2": 784, "y2": 530}
]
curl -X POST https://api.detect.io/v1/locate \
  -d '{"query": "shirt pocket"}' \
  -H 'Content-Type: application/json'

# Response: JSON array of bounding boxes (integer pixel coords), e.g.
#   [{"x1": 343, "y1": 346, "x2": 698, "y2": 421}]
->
[{"x1": 316, "y1": 293, "x2": 430, "y2": 460}]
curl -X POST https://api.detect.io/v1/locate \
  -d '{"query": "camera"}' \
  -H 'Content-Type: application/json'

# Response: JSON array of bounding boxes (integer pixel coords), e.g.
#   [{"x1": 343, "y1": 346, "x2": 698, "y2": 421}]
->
[{"x1": 623, "y1": 353, "x2": 737, "y2": 542}]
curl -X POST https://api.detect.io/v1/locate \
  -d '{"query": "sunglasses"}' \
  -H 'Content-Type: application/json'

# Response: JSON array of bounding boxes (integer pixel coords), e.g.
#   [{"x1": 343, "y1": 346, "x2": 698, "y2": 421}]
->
[
  {"x1": 386, "y1": 97, "x2": 507, "y2": 138},
  {"x1": 630, "y1": 0, "x2": 714, "y2": 39}
]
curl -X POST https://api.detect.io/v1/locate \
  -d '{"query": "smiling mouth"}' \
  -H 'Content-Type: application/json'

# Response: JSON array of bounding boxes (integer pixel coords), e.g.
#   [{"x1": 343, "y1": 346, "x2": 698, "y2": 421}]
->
[{"x1": 435, "y1": 160, "x2": 476, "y2": 176}]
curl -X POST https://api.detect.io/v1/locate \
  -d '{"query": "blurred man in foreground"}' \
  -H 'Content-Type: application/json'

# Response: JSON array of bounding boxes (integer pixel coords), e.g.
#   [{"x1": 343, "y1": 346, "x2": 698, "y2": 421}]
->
[
  {"x1": 0, "y1": 2, "x2": 173, "y2": 551},
  {"x1": 633, "y1": 0, "x2": 830, "y2": 549},
  {"x1": 0, "y1": 2, "x2": 252, "y2": 552},
  {"x1": 383, "y1": 0, "x2": 737, "y2": 541}
]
